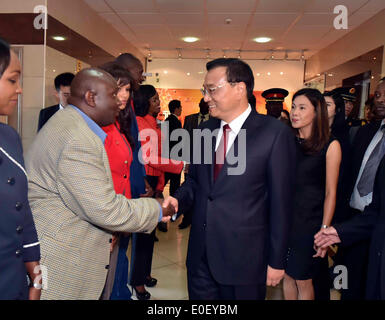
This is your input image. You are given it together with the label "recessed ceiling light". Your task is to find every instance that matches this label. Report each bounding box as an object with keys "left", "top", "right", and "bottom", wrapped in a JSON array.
[
  {"left": 187, "top": 72, "right": 191, "bottom": 76},
  {"left": 163, "top": 70, "right": 168, "bottom": 74},
  {"left": 182, "top": 37, "right": 199, "bottom": 43},
  {"left": 280, "top": 72, "right": 284, "bottom": 75},
  {"left": 52, "top": 36, "right": 66, "bottom": 41},
  {"left": 256, "top": 73, "right": 260, "bottom": 76},
  {"left": 254, "top": 37, "right": 272, "bottom": 43},
  {"left": 267, "top": 72, "right": 271, "bottom": 76}
]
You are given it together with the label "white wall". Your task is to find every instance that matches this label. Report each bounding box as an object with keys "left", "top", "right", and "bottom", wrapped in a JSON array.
[
  {"left": 45, "top": 46, "right": 90, "bottom": 107},
  {"left": 146, "top": 58, "right": 304, "bottom": 92}
]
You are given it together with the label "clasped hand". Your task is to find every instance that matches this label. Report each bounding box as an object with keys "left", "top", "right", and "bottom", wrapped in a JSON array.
[
  {"left": 157, "top": 196, "right": 179, "bottom": 223},
  {"left": 313, "top": 226, "right": 341, "bottom": 258}
]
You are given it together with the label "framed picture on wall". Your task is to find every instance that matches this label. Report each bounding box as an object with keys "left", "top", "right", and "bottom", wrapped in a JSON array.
[{"left": 304, "top": 74, "right": 326, "bottom": 92}]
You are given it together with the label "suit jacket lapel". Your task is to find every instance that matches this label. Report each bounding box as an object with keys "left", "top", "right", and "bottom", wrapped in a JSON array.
[{"left": 212, "top": 110, "right": 262, "bottom": 186}]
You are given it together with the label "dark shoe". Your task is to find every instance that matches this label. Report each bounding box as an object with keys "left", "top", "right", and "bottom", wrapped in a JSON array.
[
  {"left": 145, "top": 277, "right": 158, "bottom": 287},
  {"left": 157, "top": 222, "right": 168, "bottom": 232},
  {"left": 178, "top": 222, "right": 190, "bottom": 229},
  {"left": 154, "top": 235, "right": 159, "bottom": 242},
  {"left": 133, "top": 286, "right": 151, "bottom": 300}
]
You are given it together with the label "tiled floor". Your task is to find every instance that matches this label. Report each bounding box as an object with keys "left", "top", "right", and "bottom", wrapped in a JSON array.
[{"left": 128, "top": 181, "right": 340, "bottom": 300}]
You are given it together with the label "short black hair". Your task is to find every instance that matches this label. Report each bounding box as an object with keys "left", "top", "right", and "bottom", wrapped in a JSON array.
[
  {"left": 115, "top": 53, "right": 142, "bottom": 68},
  {"left": 206, "top": 58, "right": 254, "bottom": 102},
  {"left": 0, "top": 37, "right": 11, "bottom": 78},
  {"left": 133, "top": 85, "right": 157, "bottom": 117},
  {"left": 99, "top": 61, "right": 133, "bottom": 87},
  {"left": 168, "top": 99, "right": 181, "bottom": 113},
  {"left": 54, "top": 72, "right": 75, "bottom": 92}
]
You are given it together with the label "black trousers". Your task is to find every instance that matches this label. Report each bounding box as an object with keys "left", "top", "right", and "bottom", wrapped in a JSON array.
[
  {"left": 129, "top": 175, "right": 158, "bottom": 286},
  {"left": 335, "top": 208, "right": 370, "bottom": 300},
  {"left": 164, "top": 172, "right": 181, "bottom": 197},
  {"left": 187, "top": 249, "right": 266, "bottom": 300}
]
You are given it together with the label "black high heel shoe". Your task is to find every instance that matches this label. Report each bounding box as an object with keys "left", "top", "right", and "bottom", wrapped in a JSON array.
[
  {"left": 133, "top": 286, "right": 151, "bottom": 300},
  {"left": 145, "top": 277, "right": 158, "bottom": 287}
]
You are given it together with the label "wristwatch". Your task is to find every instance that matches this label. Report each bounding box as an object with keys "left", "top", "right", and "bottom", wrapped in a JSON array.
[{"left": 321, "top": 225, "right": 329, "bottom": 229}]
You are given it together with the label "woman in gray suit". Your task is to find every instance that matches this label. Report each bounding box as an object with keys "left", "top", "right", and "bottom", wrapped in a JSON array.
[{"left": 0, "top": 38, "right": 41, "bottom": 299}]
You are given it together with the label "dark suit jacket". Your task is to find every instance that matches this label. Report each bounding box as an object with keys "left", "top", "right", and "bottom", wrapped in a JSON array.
[
  {"left": 0, "top": 123, "right": 40, "bottom": 299},
  {"left": 37, "top": 104, "right": 60, "bottom": 132},
  {"left": 183, "top": 113, "right": 200, "bottom": 135},
  {"left": 336, "top": 156, "right": 385, "bottom": 299},
  {"left": 343, "top": 120, "right": 383, "bottom": 214},
  {"left": 165, "top": 113, "right": 182, "bottom": 154},
  {"left": 175, "top": 110, "right": 296, "bottom": 286}
]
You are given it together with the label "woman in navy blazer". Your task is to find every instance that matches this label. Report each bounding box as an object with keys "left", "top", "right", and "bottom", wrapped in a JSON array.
[{"left": 0, "top": 38, "right": 41, "bottom": 299}]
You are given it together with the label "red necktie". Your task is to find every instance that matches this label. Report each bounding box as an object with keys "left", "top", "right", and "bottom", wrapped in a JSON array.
[{"left": 214, "top": 124, "right": 231, "bottom": 182}]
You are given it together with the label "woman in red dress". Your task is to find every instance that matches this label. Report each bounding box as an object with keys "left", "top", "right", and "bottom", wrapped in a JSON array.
[
  {"left": 130, "top": 84, "right": 183, "bottom": 299},
  {"left": 99, "top": 62, "right": 135, "bottom": 299}
]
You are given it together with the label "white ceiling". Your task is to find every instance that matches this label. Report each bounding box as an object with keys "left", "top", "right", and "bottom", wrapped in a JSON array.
[{"left": 83, "top": 0, "right": 385, "bottom": 60}]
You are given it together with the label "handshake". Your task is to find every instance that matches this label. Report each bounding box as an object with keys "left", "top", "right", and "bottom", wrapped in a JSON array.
[{"left": 156, "top": 196, "right": 179, "bottom": 223}]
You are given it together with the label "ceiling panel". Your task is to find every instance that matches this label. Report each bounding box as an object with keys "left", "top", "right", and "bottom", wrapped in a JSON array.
[
  {"left": 304, "top": 0, "right": 371, "bottom": 13},
  {"left": 252, "top": 13, "right": 299, "bottom": 27},
  {"left": 256, "top": 0, "right": 310, "bottom": 13},
  {"left": 207, "top": 0, "right": 257, "bottom": 13},
  {"left": 296, "top": 13, "right": 335, "bottom": 26},
  {"left": 207, "top": 13, "right": 252, "bottom": 26},
  {"left": 156, "top": 0, "right": 204, "bottom": 13},
  {"left": 164, "top": 13, "right": 205, "bottom": 25},
  {"left": 83, "top": 0, "right": 112, "bottom": 13},
  {"left": 116, "top": 13, "right": 166, "bottom": 25},
  {"left": 105, "top": 0, "right": 157, "bottom": 13}
]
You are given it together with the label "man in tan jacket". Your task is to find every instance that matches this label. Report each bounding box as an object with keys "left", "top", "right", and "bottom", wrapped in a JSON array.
[{"left": 25, "top": 68, "right": 175, "bottom": 300}]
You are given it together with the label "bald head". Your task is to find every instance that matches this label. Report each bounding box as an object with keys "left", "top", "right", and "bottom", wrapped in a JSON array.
[
  {"left": 68, "top": 68, "right": 121, "bottom": 127},
  {"left": 70, "top": 68, "right": 116, "bottom": 101}
]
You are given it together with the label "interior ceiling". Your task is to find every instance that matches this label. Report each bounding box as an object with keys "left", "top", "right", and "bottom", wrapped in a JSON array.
[{"left": 83, "top": 0, "right": 385, "bottom": 60}]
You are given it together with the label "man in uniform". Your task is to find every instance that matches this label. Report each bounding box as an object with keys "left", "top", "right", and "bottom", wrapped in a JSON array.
[{"left": 262, "top": 88, "right": 289, "bottom": 119}]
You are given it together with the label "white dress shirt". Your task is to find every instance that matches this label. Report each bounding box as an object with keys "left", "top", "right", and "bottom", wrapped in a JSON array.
[
  {"left": 350, "top": 119, "right": 385, "bottom": 212},
  {"left": 215, "top": 105, "right": 252, "bottom": 154}
]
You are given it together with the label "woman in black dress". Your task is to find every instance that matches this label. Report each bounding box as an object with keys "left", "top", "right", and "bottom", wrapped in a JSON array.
[{"left": 283, "top": 88, "right": 341, "bottom": 300}]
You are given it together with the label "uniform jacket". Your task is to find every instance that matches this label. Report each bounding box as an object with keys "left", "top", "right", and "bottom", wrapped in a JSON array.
[
  {"left": 175, "top": 110, "right": 296, "bottom": 285},
  {"left": 25, "top": 106, "right": 160, "bottom": 300},
  {"left": 0, "top": 123, "right": 40, "bottom": 299}
]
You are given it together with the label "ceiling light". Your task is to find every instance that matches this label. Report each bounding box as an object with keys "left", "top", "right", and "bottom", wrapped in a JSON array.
[
  {"left": 163, "top": 70, "right": 168, "bottom": 74},
  {"left": 182, "top": 37, "right": 199, "bottom": 43},
  {"left": 256, "top": 73, "right": 261, "bottom": 76},
  {"left": 267, "top": 72, "right": 271, "bottom": 76},
  {"left": 52, "top": 36, "right": 66, "bottom": 41},
  {"left": 254, "top": 37, "right": 272, "bottom": 43},
  {"left": 187, "top": 72, "right": 191, "bottom": 76},
  {"left": 280, "top": 72, "right": 284, "bottom": 75}
]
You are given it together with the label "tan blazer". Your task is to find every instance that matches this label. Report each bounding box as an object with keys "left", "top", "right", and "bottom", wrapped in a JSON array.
[{"left": 25, "top": 106, "right": 160, "bottom": 300}]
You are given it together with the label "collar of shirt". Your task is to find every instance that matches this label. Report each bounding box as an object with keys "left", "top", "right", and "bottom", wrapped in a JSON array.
[
  {"left": 70, "top": 105, "right": 107, "bottom": 144},
  {"left": 59, "top": 104, "right": 64, "bottom": 110},
  {"left": 215, "top": 104, "right": 252, "bottom": 152}
]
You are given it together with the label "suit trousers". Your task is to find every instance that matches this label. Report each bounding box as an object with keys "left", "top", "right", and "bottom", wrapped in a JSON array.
[
  {"left": 338, "top": 208, "right": 370, "bottom": 300},
  {"left": 187, "top": 249, "right": 266, "bottom": 300},
  {"left": 129, "top": 175, "right": 158, "bottom": 286},
  {"left": 164, "top": 172, "right": 181, "bottom": 197}
]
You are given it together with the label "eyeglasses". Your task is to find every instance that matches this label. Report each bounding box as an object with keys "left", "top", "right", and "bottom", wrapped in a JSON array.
[{"left": 200, "top": 81, "right": 236, "bottom": 97}]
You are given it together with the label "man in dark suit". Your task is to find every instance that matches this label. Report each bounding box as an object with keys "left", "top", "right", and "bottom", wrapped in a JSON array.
[
  {"left": 164, "top": 58, "right": 296, "bottom": 300},
  {"left": 327, "top": 79, "right": 385, "bottom": 299},
  {"left": 183, "top": 98, "right": 210, "bottom": 135},
  {"left": 164, "top": 100, "right": 183, "bottom": 197},
  {"left": 37, "top": 72, "right": 74, "bottom": 131}
]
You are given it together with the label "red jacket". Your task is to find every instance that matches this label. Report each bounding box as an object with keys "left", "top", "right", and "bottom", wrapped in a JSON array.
[
  {"left": 103, "top": 121, "right": 133, "bottom": 198},
  {"left": 136, "top": 114, "right": 183, "bottom": 191}
]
